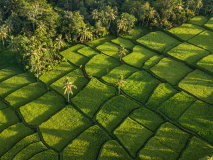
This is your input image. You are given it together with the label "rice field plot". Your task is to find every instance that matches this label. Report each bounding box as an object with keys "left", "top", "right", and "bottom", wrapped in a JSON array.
[
  {"left": 168, "top": 23, "right": 205, "bottom": 41},
  {"left": 71, "top": 78, "right": 116, "bottom": 118},
  {"left": 85, "top": 54, "right": 120, "bottom": 78},
  {"left": 77, "top": 46, "right": 99, "bottom": 58},
  {"left": 178, "top": 69, "right": 213, "bottom": 105},
  {"left": 197, "top": 54, "right": 213, "bottom": 74},
  {"left": 87, "top": 35, "right": 116, "bottom": 48},
  {"left": 167, "top": 42, "right": 209, "bottom": 65},
  {"left": 150, "top": 57, "right": 193, "bottom": 85},
  {"left": 189, "top": 16, "right": 209, "bottom": 26},
  {"left": 0, "top": 50, "right": 18, "bottom": 70},
  {"left": 0, "top": 65, "right": 23, "bottom": 82},
  {"left": 0, "top": 101, "right": 7, "bottom": 110},
  {"left": 111, "top": 37, "right": 135, "bottom": 50},
  {"left": 188, "top": 30, "right": 213, "bottom": 53},
  {"left": 122, "top": 45, "right": 157, "bottom": 69},
  {"left": 137, "top": 31, "right": 180, "bottom": 53},
  {"left": 29, "top": 149, "right": 58, "bottom": 160},
  {"left": 142, "top": 55, "right": 164, "bottom": 70},
  {"left": 205, "top": 17, "right": 213, "bottom": 30}
]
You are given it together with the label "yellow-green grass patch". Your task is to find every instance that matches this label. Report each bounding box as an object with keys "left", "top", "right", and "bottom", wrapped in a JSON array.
[
  {"left": 0, "top": 123, "right": 34, "bottom": 156},
  {"left": 87, "top": 35, "right": 116, "bottom": 48},
  {"left": 159, "top": 91, "right": 196, "bottom": 120},
  {"left": 130, "top": 107, "right": 164, "bottom": 132},
  {"left": 146, "top": 83, "right": 178, "bottom": 108},
  {"left": 85, "top": 54, "right": 120, "bottom": 78},
  {"left": 0, "top": 101, "right": 7, "bottom": 110},
  {"left": 40, "top": 62, "right": 76, "bottom": 86},
  {"left": 139, "top": 137, "right": 179, "bottom": 160},
  {"left": 197, "top": 54, "right": 213, "bottom": 74},
  {"left": 179, "top": 137, "right": 213, "bottom": 160},
  {"left": 114, "top": 117, "right": 153, "bottom": 157},
  {"left": 143, "top": 55, "right": 164, "bottom": 70},
  {"left": 5, "top": 82, "right": 47, "bottom": 109},
  {"left": 188, "top": 30, "right": 213, "bottom": 53},
  {"left": 102, "top": 64, "right": 139, "bottom": 84},
  {"left": 29, "top": 149, "right": 58, "bottom": 160},
  {"left": 137, "top": 31, "right": 180, "bottom": 52},
  {"left": 39, "top": 105, "right": 92, "bottom": 151},
  {"left": 20, "top": 91, "right": 66, "bottom": 125},
  {"left": 50, "top": 69, "right": 89, "bottom": 99},
  {"left": 72, "top": 78, "right": 116, "bottom": 118},
  {"left": 111, "top": 37, "right": 135, "bottom": 49},
  {"left": 167, "top": 42, "right": 209, "bottom": 65},
  {"left": 178, "top": 100, "right": 213, "bottom": 144},
  {"left": 154, "top": 122, "right": 190, "bottom": 153},
  {"left": 77, "top": 46, "right": 99, "bottom": 58},
  {"left": 1, "top": 133, "right": 40, "bottom": 160},
  {"left": 122, "top": 70, "right": 160, "bottom": 104},
  {"left": 0, "top": 73, "right": 36, "bottom": 98},
  {"left": 63, "top": 125, "right": 111, "bottom": 160},
  {"left": 205, "top": 17, "right": 213, "bottom": 30},
  {"left": 96, "top": 42, "right": 120, "bottom": 59},
  {"left": 0, "top": 107, "right": 20, "bottom": 132},
  {"left": 151, "top": 57, "right": 192, "bottom": 85},
  {"left": 168, "top": 23, "right": 205, "bottom": 41},
  {"left": 189, "top": 16, "right": 209, "bottom": 26},
  {"left": 98, "top": 140, "right": 133, "bottom": 160},
  {"left": 178, "top": 69, "right": 213, "bottom": 105},
  {"left": 123, "top": 45, "right": 157, "bottom": 69},
  {"left": 96, "top": 95, "right": 140, "bottom": 132},
  {"left": 0, "top": 65, "right": 23, "bottom": 82}
]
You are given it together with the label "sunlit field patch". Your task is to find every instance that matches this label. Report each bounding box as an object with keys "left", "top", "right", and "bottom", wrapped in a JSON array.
[
  {"left": 189, "top": 16, "right": 209, "bottom": 26},
  {"left": 111, "top": 37, "right": 135, "bottom": 50},
  {"left": 197, "top": 54, "right": 213, "bottom": 74},
  {"left": 205, "top": 17, "right": 213, "bottom": 30}
]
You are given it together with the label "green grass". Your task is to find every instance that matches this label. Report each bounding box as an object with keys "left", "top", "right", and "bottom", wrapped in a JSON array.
[
  {"left": 85, "top": 54, "right": 120, "bottom": 78},
  {"left": 50, "top": 69, "right": 89, "bottom": 100},
  {"left": 188, "top": 30, "right": 213, "bottom": 53},
  {"left": 159, "top": 91, "right": 196, "bottom": 120},
  {"left": 77, "top": 46, "right": 99, "bottom": 58},
  {"left": 167, "top": 42, "right": 209, "bottom": 65},
  {"left": 130, "top": 107, "right": 164, "bottom": 132},
  {"left": 0, "top": 65, "right": 23, "bottom": 82},
  {"left": 178, "top": 69, "right": 213, "bottom": 105},
  {"left": 39, "top": 62, "right": 76, "bottom": 86},
  {"left": 1, "top": 133, "right": 40, "bottom": 160},
  {"left": 12, "top": 141, "right": 47, "bottom": 160},
  {"left": 197, "top": 54, "right": 213, "bottom": 74},
  {"left": 39, "top": 105, "right": 92, "bottom": 151},
  {"left": 98, "top": 140, "right": 133, "bottom": 160},
  {"left": 87, "top": 35, "right": 116, "bottom": 48},
  {"left": 96, "top": 95, "right": 140, "bottom": 132},
  {"left": 151, "top": 57, "right": 192, "bottom": 85},
  {"left": 122, "top": 45, "right": 157, "bottom": 69},
  {"left": 96, "top": 42, "right": 120, "bottom": 59},
  {"left": 0, "top": 101, "right": 7, "bottom": 110},
  {"left": 143, "top": 55, "right": 164, "bottom": 70},
  {"left": 179, "top": 136, "right": 213, "bottom": 160},
  {"left": 111, "top": 37, "right": 135, "bottom": 50},
  {"left": 0, "top": 107, "right": 20, "bottom": 132},
  {"left": 205, "top": 17, "right": 213, "bottom": 30},
  {"left": 154, "top": 122, "right": 190, "bottom": 153},
  {"left": 146, "top": 83, "right": 178, "bottom": 108},
  {"left": 178, "top": 100, "right": 213, "bottom": 144},
  {"left": 63, "top": 125, "right": 111, "bottom": 160},
  {"left": 137, "top": 31, "right": 180, "bottom": 52},
  {"left": 189, "top": 16, "right": 209, "bottom": 26},
  {"left": 139, "top": 137, "right": 179, "bottom": 160},
  {"left": 72, "top": 78, "right": 116, "bottom": 118},
  {"left": 5, "top": 82, "right": 47, "bottom": 109},
  {"left": 168, "top": 23, "right": 205, "bottom": 41},
  {"left": 0, "top": 73, "right": 36, "bottom": 98},
  {"left": 122, "top": 70, "right": 160, "bottom": 104},
  {"left": 114, "top": 117, "right": 153, "bottom": 157},
  {"left": 0, "top": 123, "right": 34, "bottom": 156},
  {"left": 102, "top": 64, "right": 138, "bottom": 84},
  {"left": 19, "top": 91, "right": 66, "bottom": 125},
  {"left": 29, "top": 149, "right": 58, "bottom": 160}
]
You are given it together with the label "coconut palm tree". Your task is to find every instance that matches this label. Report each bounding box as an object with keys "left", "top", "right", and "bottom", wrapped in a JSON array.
[
  {"left": 0, "top": 24, "right": 8, "bottom": 50},
  {"left": 63, "top": 77, "right": 77, "bottom": 103},
  {"left": 116, "top": 75, "right": 127, "bottom": 95},
  {"left": 118, "top": 44, "right": 128, "bottom": 61},
  {"left": 54, "top": 34, "right": 65, "bottom": 55}
]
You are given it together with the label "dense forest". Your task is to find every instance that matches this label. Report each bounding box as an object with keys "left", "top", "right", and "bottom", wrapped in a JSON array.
[{"left": 0, "top": 0, "right": 212, "bottom": 77}]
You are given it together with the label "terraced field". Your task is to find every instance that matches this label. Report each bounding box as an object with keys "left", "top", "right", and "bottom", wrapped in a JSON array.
[{"left": 0, "top": 16, "right": 213, "bottom": 160}]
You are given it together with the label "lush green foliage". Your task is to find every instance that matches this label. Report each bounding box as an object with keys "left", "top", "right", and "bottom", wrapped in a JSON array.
[
  {"left": 0, "top": 65, "right": 23, "bottom": 82},
  {"left": 111, "top": 37, "right": 135, "bottom": 50},
  {"left": 197, "top": 54, "right": 213, "bottom": 74},
  {"left": 0, "top": 51, "right": 17, "bottom": 70},
  {"left": 5, "top": 82, "right": 47, "bottom": 109},
  {"left": 151, "top": 58, "right": 192, "bottom": 85},
  {"left": 189, "top": 16, "right": 209, "bottom": 26},
  {"left": 72, "top": 78, "right": 116, "bottom": 118},
  {"left": 77, "top": 46, "right": 99, "bottom": 58},
  {"left": 179, "top": 69, "right": 213, "bottom": 105}
]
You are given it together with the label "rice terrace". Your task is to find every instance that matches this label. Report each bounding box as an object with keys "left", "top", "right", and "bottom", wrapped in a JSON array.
[{"left": 1, "top": 15, "right": 213, "bottom": 160}]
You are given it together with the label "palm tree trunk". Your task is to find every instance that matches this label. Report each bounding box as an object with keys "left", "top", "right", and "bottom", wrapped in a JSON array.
[
  {"left": 118, "top": 86, "right": 121, "bottom": 95},
  {"left": 68, "top": 92, "right": 70, "bottom": 103},
  {"left": 2, "top": 36, "right": 5, "bottom": 50},
  {"left": 37, "top": 65, "right": 39, "bottom": 79}
]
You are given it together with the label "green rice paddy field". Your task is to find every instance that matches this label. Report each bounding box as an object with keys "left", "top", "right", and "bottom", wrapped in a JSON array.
[{"left": 0, "top": 16, "right": 213, "bottom": 160}]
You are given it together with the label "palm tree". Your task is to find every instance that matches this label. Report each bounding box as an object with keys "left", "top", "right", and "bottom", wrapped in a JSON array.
[
  {"left": 116, "top": 75, "right": 127, "bottom": 95},
  {"left": 92, "top": 9, "right": 99, "bottom": 20},
  {"left": 118, "top": 44, "right": 128, "bottom": 61},
  {"left": 54, "top": 34, "right": 65, "bottom": 55},
  {"left": 0, "top": 24, "right": 8, "bottom": 50},
  {"left": 79, "top": 24, "right": 93, "bottom": 44},
  {"left": 7, "top": 36, "right": 20, "bottom": 52},
  {"left": 63, "top": 77, "right": 77, "bottom": 103}
]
